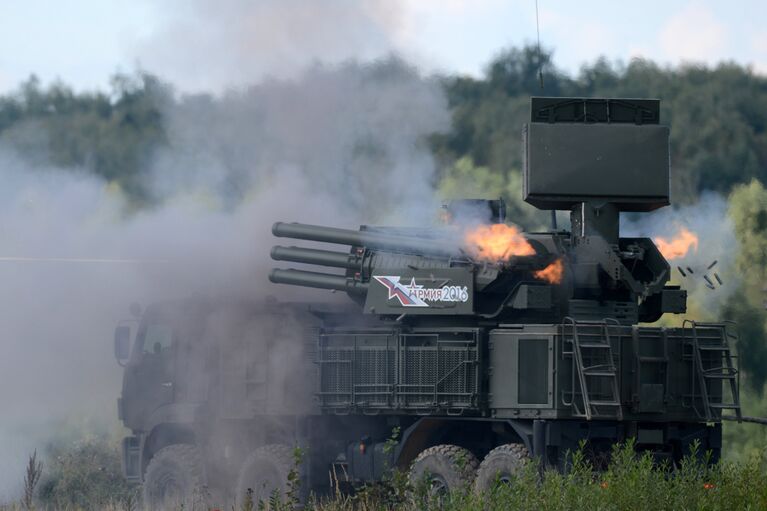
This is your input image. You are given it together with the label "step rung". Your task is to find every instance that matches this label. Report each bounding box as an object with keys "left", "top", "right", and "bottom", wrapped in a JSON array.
[
  {"left": 697, "top": 345, "right": 730, "bottom": 351},
  {"left": 589, "top": 400, "right": 621, "bottom": 406},
  {"left": 702, "top": 373, "right": 737, "bottom": 380},
  {"left": 702, "top": 367, "right": 737, "bottom": 375},
  {"left": 584, "top": 370, "right": 618, "bottom": 377},
  {"left": 579, "top": 342, "right": 611, "bottom": 349},
  {"left": 702, "top": 366, "right": 736, "bottom": 374},
  {"left": 708, "top": 403, "right": 740, "bottom": 409},
  {"left": 583, "top": 364, "right": 616, "bottom": 372}
]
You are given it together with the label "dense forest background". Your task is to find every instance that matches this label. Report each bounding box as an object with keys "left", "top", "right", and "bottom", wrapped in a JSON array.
[
  {"left": 1, "top": 45, "right": 767, "bottom": 503},
  {"left": 4, "top": 46, "right": 767, "bottom": 207}
]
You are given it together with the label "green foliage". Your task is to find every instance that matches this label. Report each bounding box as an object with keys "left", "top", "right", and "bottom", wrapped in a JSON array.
[
  {"left": 36, "top": 434, "right": 137, "bottom": 510},
  {"left": 723, "top": 293, "right": 767, "bottom": 391},
  {"left": 2, "top": 47, "right": 766, "bottom": 211},
  {"left": 729, "top": 179, "right": 767, "bottom": 283},
  {"left": 718, "top": 179, "right": 767, "bottom": 454},
  {"left": 0, "top": 72, "right": 170, "bottom": 204},
  {"left": 285, "top": 446, "right": 305, "bottom": 508},
  {"left": 305, "top": 441, "right": 767, "bottom": 511},
  {"left": 724, "top": 383, "right": 767, "bottom": 461},
  {"left": 7, "top": 441, "right": 766, "bottom": 510},
  {"left": 438, "top": 156, "right": 551, "bottom": 229},
  {"left": 383, "top": 427, "right": 400, "bottom": 455},
  {"left": 21, "top": 451, "right": 42, "bottom": 510},
  {"left": 433, "top": 47, "right": 767, "bottom": 204},
  {"left": 724, "top": 179, "right": 767, "bottom": 391}
]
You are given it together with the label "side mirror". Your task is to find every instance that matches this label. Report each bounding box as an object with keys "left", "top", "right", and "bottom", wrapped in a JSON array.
[{"left": 114, "top": 326, "right": 132, "bottom": 362}]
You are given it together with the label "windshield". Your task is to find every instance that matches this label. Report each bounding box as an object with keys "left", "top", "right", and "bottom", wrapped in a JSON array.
[
  {"left": 131, "top": 301, "right": 208, "bottom": 358},
  {"left": 141, "top": 324, "right": 174, "bottom": 355}
]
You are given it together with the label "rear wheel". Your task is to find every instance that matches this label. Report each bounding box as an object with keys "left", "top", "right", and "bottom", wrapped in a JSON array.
[
  {"left": 235, "top": 444, "right": 301, "bottom": 508},
  {"left": 474, "top": 443, "right": 530, "bottom": 493},
  {"left": 143, "top": 444, "right": 206, "bottom": 510},
  {"left": 409, "top": 444, "right": 479, "bottom": 497}
]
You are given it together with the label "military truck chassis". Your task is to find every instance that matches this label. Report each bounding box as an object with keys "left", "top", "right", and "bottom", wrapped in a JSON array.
[
  {"left": 120, "top": 316, "right": 731, "bottom": 505},
  {"left": 122, "top": 408, "right": 722, "bottom": 505}
]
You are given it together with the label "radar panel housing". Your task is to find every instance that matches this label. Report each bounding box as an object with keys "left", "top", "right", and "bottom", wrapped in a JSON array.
[{"left": 523, "top": 97, "right": 670, "bottom": 212}]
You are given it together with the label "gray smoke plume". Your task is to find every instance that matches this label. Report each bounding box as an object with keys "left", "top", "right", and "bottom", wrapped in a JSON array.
[
  {"left": 621, "top": 192, "right": 738, "bottom": 318},
  {"left": 0, "top": 58, "right": 448, "bottom": 500},
  {"left": 151, "top": 59, "right": 448, "bottom": 223},
  {"left": 132, "top": 0, "right": 406, "bottom": 92}
]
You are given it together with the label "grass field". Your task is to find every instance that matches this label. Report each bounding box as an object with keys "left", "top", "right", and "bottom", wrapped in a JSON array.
[
  {"left": 4, "top": 440, "right": 767, "bottom": 511},
  {"left": 307, "top": 442, "right": 767, "bottom": 511}
]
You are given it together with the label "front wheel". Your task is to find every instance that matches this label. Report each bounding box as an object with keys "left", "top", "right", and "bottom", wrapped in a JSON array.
[{"left": 143, "top": 444, "right": 206, "bottom": 510}]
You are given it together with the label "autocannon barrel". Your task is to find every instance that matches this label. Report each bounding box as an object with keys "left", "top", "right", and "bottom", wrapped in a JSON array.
[
  {"left": 272, "top": 222, "right": 458, "bottom": 257},
  {"left": 269, "top": 268, "right": 369, "bottom": 293},
  {"left": 271, "top": 246, "right": 363, "bottom": 270}
]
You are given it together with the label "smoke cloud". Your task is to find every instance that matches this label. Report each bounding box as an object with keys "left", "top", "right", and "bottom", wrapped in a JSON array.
[
  {"left": 132, "top": 0, "right": 407, "bottom": 92},
  {"left": 0, "top": 58, "right": 448, "bottom": 499},
  {"left": 621, "top": 192, "right": 738, "bottom": 318}
]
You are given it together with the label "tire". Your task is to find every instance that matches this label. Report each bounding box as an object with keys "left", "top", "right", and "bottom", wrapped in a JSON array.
[
  {"left": 143, "top": 444, "right": 206, "bottom": 511},
  {"left": 235, "top": 444, "right": 302, "bottom": 508},
  {"left": 474, "top": 443, "right": 530, "bottom": 493},
  {"left": 409, "top": 444, "right": 479, "bottom": 497}
]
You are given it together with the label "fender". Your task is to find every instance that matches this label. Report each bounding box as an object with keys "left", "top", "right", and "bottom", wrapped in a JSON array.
[
  {"left": 145, "top": 402, "right": 204, "bottom": 432},
  {"left": 394, "top": 418, "right": 441, "bottom": 469}
]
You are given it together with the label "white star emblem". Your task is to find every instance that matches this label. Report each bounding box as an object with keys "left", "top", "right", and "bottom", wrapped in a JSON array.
[{"left": 406, "top": 277, "right": 422, "bottom": 297}]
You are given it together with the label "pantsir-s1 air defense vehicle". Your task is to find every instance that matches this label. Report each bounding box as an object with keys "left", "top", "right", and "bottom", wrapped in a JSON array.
[{"left": 116, "top": 98, "right": 742, "bottom": 508}]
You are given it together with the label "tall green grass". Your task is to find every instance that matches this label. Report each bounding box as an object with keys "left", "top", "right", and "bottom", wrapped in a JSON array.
[
  {"left": 5, "top": 440, "right": 766, "bottom": 510},
  {"left": 306, "top": 441, "right": 767, "bottom": 511}
]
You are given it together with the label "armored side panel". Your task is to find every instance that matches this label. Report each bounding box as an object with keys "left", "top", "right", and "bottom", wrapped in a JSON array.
[
  {"left": 317, "top": 327, "right": 481, "bottom": 413},
  {"left": 488, "top": 326, "right": 555, "bottom": 411},
  {"left": 488, "top": 322, "right": 739, "bottom": 423},
  {"left": 523, "top": 97, "right": 670, "bottom": 211}
]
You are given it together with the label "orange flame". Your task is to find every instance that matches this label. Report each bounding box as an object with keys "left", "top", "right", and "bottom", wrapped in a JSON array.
[
  {"left": 654, "top": 227, "right": 699, "bottom": 260},
  {"left": 464, "top": 224, "right": 535, "bottom": 261},
  {"left": 534, "top": 258, "right": 564, "bottom": 284}
]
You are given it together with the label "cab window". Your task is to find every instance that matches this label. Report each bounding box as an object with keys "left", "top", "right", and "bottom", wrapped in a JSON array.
[{"left": 142, "top": 324, "right": 174, "bottom": 355}]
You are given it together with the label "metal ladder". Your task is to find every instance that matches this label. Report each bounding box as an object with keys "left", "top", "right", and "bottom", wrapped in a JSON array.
[
  {"left": 564, "top": 317, "right": 623, "bottom": 421},
  {"left": 685, "top": 320, "right": 742, "bottom": 422}
]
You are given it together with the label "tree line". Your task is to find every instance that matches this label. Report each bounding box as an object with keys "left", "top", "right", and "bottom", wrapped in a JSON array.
[
  {"left": 0, "top": 46, "right": 765, "bottom": 393},
  {"left": 2, "top": 46, "right": 767, "bottom": 204}
]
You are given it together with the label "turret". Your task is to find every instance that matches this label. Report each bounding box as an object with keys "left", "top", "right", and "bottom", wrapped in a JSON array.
[{"left": 268, "top": 97, "right": 688, "bottom": 325}]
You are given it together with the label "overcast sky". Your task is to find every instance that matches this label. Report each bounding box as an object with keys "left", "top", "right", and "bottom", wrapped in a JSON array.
[{"left": 1, "top": 0, "right": 766, "bottom": 94}]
